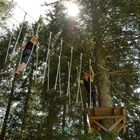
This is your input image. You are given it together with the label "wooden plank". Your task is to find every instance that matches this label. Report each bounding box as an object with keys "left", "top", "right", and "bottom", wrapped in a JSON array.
[
  {"left": 108, "top": 118, "right": 123, "bottom": 132},
  {"left": 91, "top": 120, "right": 108, "bottom": 132},
  {"left": 117, "top": 124, "right": 125, "bottom": 133},
  {"left": 89, "top": 115, "right": 123, "bottom": 120},
  {"left": 88, "top": 107, "right": 124, "bottom": 116}
]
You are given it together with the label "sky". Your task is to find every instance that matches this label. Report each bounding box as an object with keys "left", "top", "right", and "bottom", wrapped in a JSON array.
[
  {"left": 6, "top": 0, "right": 80, "bottom": 31},
  {"left": 10, "top": 0, "right": 57, "bottom": 26}
]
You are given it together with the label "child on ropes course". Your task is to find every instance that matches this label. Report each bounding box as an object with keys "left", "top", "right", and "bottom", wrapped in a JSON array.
[
  {"left": 83, "top": 72, "right": 98, "bottom": 108},
  {"left": 15, "top": 36, "right": 38, "bottom": 75}
]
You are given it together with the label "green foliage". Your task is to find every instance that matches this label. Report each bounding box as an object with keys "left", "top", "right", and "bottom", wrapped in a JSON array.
[{"left": 0, "top": 0, "right": 14, "bottom": 29}]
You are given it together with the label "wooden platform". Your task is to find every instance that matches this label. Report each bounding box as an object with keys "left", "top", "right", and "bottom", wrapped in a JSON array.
[{"left": 88, "top": 107, "right": 126, "bottom": 133}]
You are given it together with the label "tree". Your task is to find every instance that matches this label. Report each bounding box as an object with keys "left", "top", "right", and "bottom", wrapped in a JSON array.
[
  {"left": 78, "top": 0, "right": 140, "bottom": 139},
  {"left": 0, "top": 0, "right": 14, "bottom": 31}
]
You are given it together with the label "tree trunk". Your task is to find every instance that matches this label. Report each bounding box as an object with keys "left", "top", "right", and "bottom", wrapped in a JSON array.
[
  {"left": 95, "top": 46, "right": 112, "bottom": 107},
  {"left": 95, "top": 46, "right": 116, "bottom": 140},
  {"left": 0, "top": 75, "right": 16, "bottom": 140},
  {"left": 82, "top": 90, "right": 88, "bottom": 134},
  {"left": 20, "top": 67, "right": 34, "bottom": 140},
  {"left": 45, "top": 103, "right": 54, "bottom": 140}
]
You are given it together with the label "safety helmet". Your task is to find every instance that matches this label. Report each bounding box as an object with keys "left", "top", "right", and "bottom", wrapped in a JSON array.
[
  {"left": 30, "top": 36, "right": 38, "bottom": 45},
  {"left": 83, "top": 72, "right": 89, "bottom": 79}
]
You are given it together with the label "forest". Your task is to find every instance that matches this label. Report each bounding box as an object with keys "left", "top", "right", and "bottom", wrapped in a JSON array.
[{"left": 0, "top": 0, "right": 140, "bottom": 140}]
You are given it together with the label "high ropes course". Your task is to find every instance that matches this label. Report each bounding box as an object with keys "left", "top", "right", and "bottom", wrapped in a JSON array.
[{"left": 0, "top": 0, "right": 126, "bottom": 139}]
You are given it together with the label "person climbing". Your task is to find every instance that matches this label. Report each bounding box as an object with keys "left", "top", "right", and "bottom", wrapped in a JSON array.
[
  {"left": 83, "top": 72, "right": 98, "bottom": 108},
  {"left": 15, "top": 36, "right": 38, "bottom": 75}
]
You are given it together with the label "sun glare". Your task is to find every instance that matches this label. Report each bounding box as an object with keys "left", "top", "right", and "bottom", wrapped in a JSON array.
[{"left": 64, "top": 1, "right": 79, "bottom": 17}]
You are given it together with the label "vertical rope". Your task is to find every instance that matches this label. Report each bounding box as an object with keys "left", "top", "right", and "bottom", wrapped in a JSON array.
[
  {"left": 79, "top": 86, "right": 84, "bottom": 110},
  {"left": 66, "top": 46, "right": 73, "bottom": 104},
  {"left": 76, "top": 53, "right": 83, "bottom": 103},
  {"left": 47, "top": 32, "right": 52, "bottom": 91},
  {"left": 89, "top": 59, "right": 92, "bottom": 108},
  {"left": 43, "top": 33, "right": 52, "bottom": 84},
  {"left": 5, "top": 25, "right": 14, "bottom": 63},
  {"left": 11, "top": 12, "right": 27, "bottom": 59},
  {"left": 35, "top": 43, "right": 39, "bottom": 84},
  {"left": 19, "top": 33, "right": 28, "bottom": 64},
  {"left": 58, "top": 66, "right": 62, "bottom": 97},
  {"left": 47, "top": 50, "right": 50, "bottom": 91},
  {"left": 34, "top": 21, "right": 41, "bottom": 82},
  {"left": 54, "top": 39, "right": 63, "bottom": 89},
  {"left": 34, "top": 20, "right": 42, "bottom": 84}
]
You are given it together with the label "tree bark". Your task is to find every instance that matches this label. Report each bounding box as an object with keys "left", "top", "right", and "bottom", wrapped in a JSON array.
[
  {"left": 82, "top": 90, "right": 88, "bottom": 134},
  {"left": 95, "top": 46, "right": 112, "bottom": 107},
  {"left": 20, "top": 66, "right": 34, "bottom": 140},
  {"left": 0, "top": 75, "right": 16, "bottom": 140},
  {"left": 95, "top": 46, "right": 115, "bottom": 140}
]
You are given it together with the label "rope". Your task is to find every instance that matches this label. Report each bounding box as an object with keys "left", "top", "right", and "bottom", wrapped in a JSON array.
[
  {"left": 47, "top": 32, "right": 52, "bottom": 91},
  {"left": 11, "top": 12, "right": 27, "bottom": 60},
  {"left": 58, "top": 65, "right": 62, "bottom": 97},
  {"left": 66, "top": 46, "right": 73, "bottom": 104},
  {"left": 89, "top": 59, "right": 92, "bottom": 108},
  {"left": 34, "top": 17, "right": 43, "bottom": 84},
  {"left": 19, "top": 33, "right": 28, "bottom": 64},
  {"left": 54, "top": 39, "right": 63, "bottom": 89},
  {"left": 47, "top": 47, "right": 51, "bottom": 90},
  {"left": 5, "top": 25, "right": 14, "bottom": 63},
  {"left": 76, "top": 53, "right": 83, "bottom": 103},
  {"left": 79, "top": 86, "right": 84, "bottom": 110},
  {"left": 35, "top": 43, "right": 39, "bottom": 85},
  {"left": 42, "top": 32, "right": 52, "bottom": 88}
]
